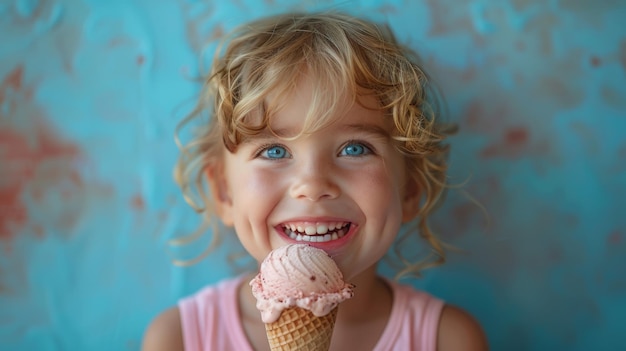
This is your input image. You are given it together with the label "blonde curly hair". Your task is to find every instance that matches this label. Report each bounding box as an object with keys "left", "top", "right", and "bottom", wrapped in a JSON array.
[{"left": 174, "top": 12, "right": 455, "bottom": 278}]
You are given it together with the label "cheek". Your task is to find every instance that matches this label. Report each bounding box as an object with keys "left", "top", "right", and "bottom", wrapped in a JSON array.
[
  {"left": 226, "top": 164, "right": 287, "bottom": 233},
  {"left": 355, "top": 163, "right": 404, "bottom": 209},
  {"left": 228, "top": 164, "right": 279, "bottom": 200}
]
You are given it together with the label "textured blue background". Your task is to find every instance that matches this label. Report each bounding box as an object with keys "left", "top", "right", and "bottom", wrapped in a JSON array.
[{"left": 1, "top": 0, "right": 625, "bottom": 350}]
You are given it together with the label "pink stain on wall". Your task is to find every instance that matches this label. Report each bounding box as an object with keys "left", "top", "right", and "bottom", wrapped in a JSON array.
[
  {"left": 590, "top": 56, "right": 602, "bottom": 67},
  {"left": 504, "top": 127, "right": 529, "bottom": 145},
  {"left": 426, "top": 0, "right": 475, "bottom": 37},
  {"left": 131, "top": 194, "right": 145, "bottom": 211},
  {"left": 0, "top": 66, "right": 83, "bottom": 241},
  {"left": 0, "top": 66, "right": 30, "bottom": 112},
  {"left": 536, "top": 75, "right": 584, "bottom": 108},
  {"left": 462, "top": 101, "right": 510, "bottom": 135},
  {"left": 0, "top": 125, "right": 82, "bottom": 240},
  {"left": 607, "top": 231, "right": 622, "bottom": 246},
  {"left": 600, "top": 85, "right": 626, "bottom": 110},
  {"left": 2, "top": 66, "right": 24, "bottom": 91},
  {"left": 0, "top": 66, "right": 28, "bottom": 239},
  {"left": 481, "top": 127, "right": 530, "bottom": 159},
  {"left": 0, "top": 131, "right": 30, "bottom": 239}
]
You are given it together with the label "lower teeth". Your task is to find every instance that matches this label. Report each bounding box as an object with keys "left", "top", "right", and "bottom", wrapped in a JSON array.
[{"left": 288, "top": 230, "right": 345, "bottom": 242}]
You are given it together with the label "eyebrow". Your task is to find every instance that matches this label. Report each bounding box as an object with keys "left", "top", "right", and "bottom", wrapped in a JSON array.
[
  {"left": 242, "top": 122, "right": 391, "bottom": 142},
  {"left": 340, "top": 123, "right": 391, "bottom": 139}
]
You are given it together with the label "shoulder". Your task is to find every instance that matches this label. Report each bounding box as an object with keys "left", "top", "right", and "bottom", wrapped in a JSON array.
[
  {"left": 141, "top": 277, "right": 244, "bottom": 351},
  {"left": 437, "top": 305, "right": 489, "bottom": 351},
  {"left": 141, "top": 306, "right": 184, "bottom": 351}
]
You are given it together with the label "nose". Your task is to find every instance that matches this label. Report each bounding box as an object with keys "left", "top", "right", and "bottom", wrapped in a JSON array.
[{"left": 289, "top": 160, "right": 340, "bottom": 201}]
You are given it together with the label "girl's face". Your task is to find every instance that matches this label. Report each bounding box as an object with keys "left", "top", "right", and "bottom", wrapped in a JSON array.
[{"left": 210, "top": 77, "right": 419, "bottom": 280}]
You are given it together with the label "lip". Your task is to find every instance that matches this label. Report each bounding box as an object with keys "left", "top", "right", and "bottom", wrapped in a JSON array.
[{"left": 275, "top": 217, "right": 358, "bottom": 252}]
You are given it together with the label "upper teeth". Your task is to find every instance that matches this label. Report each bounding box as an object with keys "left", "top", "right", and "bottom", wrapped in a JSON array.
[{"left": 283, "top": 222, "right": 349, "bottom": 242}]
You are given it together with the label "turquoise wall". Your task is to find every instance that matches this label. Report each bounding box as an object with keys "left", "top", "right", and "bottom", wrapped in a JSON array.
[{"left": 1, "top": 0, "right": 625, "bottom": 350}]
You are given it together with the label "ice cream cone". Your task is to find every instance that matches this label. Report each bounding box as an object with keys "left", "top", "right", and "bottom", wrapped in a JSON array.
[
  {"left": 252, "top": 245, "right": 353, "bottom": 350},
  {"left": 265, "top": 306, "right": 338, "bottom": 351}
]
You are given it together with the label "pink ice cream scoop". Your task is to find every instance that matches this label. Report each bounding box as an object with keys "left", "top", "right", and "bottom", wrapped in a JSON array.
[{"left": 250, "top": 244, "right": 355, "bottom": 323}]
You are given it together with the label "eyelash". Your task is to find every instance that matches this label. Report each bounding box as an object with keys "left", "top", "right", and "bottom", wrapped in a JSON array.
[
  {"left": 339, "top": 140, "right": 375, "bottom": 156},
  {"left": 253, "top": 140, "right": 377, "bottom": 159},
  {"left": 254, "top": 143, "right": 291, "bottom": 160}
]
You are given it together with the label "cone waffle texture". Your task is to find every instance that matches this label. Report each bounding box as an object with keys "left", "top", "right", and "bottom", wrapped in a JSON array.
[{"left": 265, "top": 307, "right": 338, "bottom": 351}]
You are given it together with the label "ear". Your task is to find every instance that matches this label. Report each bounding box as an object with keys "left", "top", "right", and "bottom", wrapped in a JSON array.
[
  {"left": 401, "top": 175, "right": 421, "bottom": 223},
  {"left": 206, "top": 162, "right": 234, "bottom": 227}
]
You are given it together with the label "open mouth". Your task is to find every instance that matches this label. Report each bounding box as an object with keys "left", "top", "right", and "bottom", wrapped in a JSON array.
[{"left": 282, "top": 222, "right": 351, "bottom": 243}]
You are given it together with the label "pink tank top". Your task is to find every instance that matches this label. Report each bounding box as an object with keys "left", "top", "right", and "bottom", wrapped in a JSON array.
[{"left": 179, "top": 275, "right": 444, "bottom": 351}]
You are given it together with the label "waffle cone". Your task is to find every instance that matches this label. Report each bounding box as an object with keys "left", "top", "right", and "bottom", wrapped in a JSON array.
[{"left": 265, "top": 307, "right": 338, "bottom": 351}]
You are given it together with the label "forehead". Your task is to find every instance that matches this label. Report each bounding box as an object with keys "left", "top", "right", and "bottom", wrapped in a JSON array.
[{"left": 259, "top": 74, "right": 387, "bottom": 137}]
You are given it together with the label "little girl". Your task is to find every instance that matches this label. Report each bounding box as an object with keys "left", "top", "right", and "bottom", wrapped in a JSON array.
[{"left": 143, "top": 12, "right": 487, "bottom": 351}]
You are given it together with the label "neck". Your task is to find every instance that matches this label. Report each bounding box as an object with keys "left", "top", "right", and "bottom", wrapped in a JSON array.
[{"left": 335, "top": 265, "right": 392, "bottom": 323}]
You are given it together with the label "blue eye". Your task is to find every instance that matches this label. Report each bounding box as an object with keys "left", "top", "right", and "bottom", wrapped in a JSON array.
[
  {"left": 340, "top": 143, "right": 371, "bottom": 156},
  {"left": 262, "top": 145, "right": 290, "bottom": 159}
]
